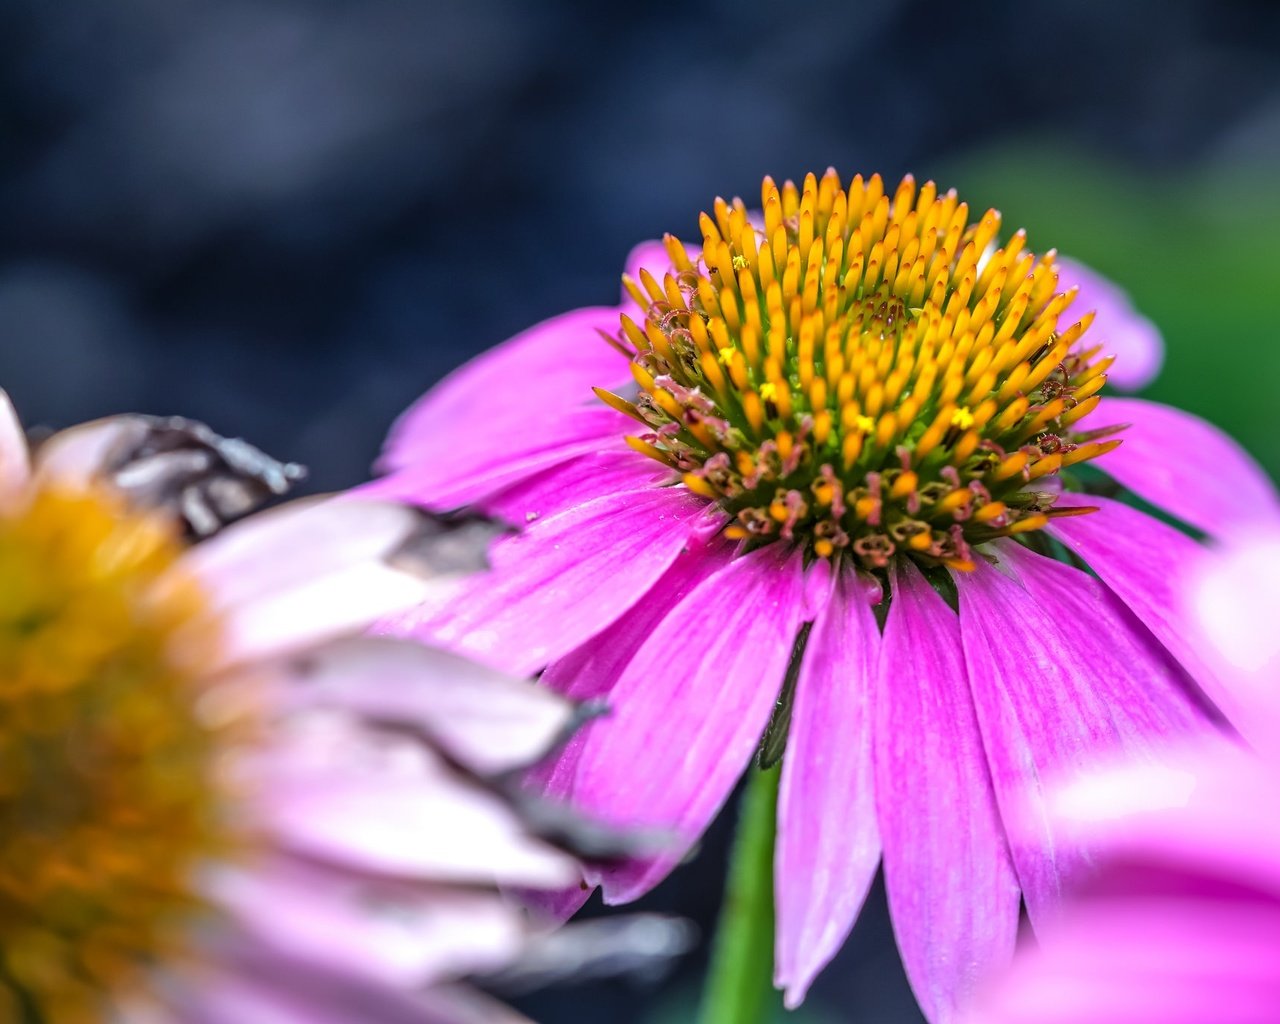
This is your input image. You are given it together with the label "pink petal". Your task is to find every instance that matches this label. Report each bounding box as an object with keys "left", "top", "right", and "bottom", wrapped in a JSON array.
[
  {"left": 278, "top": 637, "right": 580, "bottom": 776},
  {"left": 775, "top": 567, "right": 882, "bottom": 1007},
  {"left": 264, "top": 768, "right": 578, "bottom": 889},
  {"left": 876, "top": 561, "right": 1020, "bottom": 1024},
  {"left": 0, "top": 391, "right": 30, "bottom": 509},
  {"left": 479, "top": 450, "right": 672, "bottom": 526},
  {"left": 1091, "top": 397, "right": 1279, "bottom": 537},
  {"left": 574, "top": 545, "right": 809, "bottom": 904},
  {"left": 180, "top": 498, "right": 427, "bottom": 607},
  {"left": 391, "top": 486, "right": 719, "bottom": 676},
  {"left": 973, "top": 899, "right": 1280, "bottom": 1024},
  {"left": 211, "top": 857, "right": 524, "bottom": 987},
  {"left": 255, "top": 723, "right": 577, "bottom": 888},
  {"left": 531, "top": 534, "right": 733, "bottom": 800},
  {"left": 1184, "top": 527, "right": 1280, "bottom": 731},
  {"left": 1047, "top": 495, "right": 1242, "bottom": 731},
  {"left": 380, "top": 306, "right": 633, "bottom": 475},
  {"left": 367, "top": 406, "right": 631, "bottom": 512},
  {"left": 1048, "top": 742, "right": 1280, "bottom": 900},
  {"left": 32, "top": 415, "right": 134, "bottom": 488},
  {"left": 953, "top": 552, "right": 1204, "bottom": 927},
  {"left": 1056, "top": 256, "right": 1164, "bottom": 391}
]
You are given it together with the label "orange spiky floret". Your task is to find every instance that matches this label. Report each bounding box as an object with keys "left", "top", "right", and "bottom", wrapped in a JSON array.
[{"left": 606, "top": 170, "right": 1124, "bottom": 571}]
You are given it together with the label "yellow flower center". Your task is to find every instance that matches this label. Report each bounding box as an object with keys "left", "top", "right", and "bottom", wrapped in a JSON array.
[
  {"left": 600, "top": 170, "right": 1119, "bottom": 571},
  {"left": 0, "top": 486, "right": 237, "bottom": 1020}
]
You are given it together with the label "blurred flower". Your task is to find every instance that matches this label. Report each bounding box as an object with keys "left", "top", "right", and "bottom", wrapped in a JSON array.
[
  {"left": 368, "top": 171, "right": 1278, "bottom": 1021},
  {"left": 971, "top": 522, "right": 1280, "bottom": 1024},
  {"left": 0, "top": 397, "right": 685, "bottom": 1023}
]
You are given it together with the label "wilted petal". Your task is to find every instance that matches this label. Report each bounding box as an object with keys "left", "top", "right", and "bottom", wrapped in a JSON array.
[
  {"left": 775, "top": 568, "right": 881, "bottom": 1006},
  {"left": 212, "top": 858, "right": 524, "bottom": 987},
  {"left": 264, "top": 769, "right": 578, "bottom": 889},
  {"left": 1092, "top": 397, "right": 1279, "bottom": 537},
  {"left": 279, "top": 638, "right": 580, "bottom": 776},
  {"left": 876, "top": 561, "right": 1020, "bottom": 1024}
]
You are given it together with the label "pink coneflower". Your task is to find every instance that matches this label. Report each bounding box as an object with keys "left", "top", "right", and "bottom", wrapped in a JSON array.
[
  {"left": 0, "top": 397, "right": 647, "bottom": 1023},
  {"left": 370, "top": 170, "right": 1278, "bottom": 1020},
  {"left": 971, "top": 524, "right": 1280, "bottom": 1024}
]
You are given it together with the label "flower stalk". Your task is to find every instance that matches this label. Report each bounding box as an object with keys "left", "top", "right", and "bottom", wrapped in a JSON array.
[{"left": 697, "top": 764, "right": 783, "bottom": 1024}]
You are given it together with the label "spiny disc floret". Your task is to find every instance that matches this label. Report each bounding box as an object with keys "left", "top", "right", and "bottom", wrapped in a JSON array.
[{"left": 600, "top": 170, "right": 1120, "bottom": 571}]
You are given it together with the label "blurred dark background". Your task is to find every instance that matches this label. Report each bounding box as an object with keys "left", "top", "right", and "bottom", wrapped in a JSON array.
[{"left": 3, "top": 1, "right": 1278, "bottom": 1021}]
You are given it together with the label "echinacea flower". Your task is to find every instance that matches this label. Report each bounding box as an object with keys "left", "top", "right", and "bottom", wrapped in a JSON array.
[
  {"left": 369, "top": 170, "right": 1279, "bottom": 1021},
  {"left": 971, "top": 523, "right": 1280, "bottom": 1024},
  {"left": 0, "top": 397, "right": 675, "bottom": 1023}
]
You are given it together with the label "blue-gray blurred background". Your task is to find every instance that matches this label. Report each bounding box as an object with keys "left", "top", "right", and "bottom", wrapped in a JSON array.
[{"left": 4, "top": 1, "right": 1278, "bottom": 1021}]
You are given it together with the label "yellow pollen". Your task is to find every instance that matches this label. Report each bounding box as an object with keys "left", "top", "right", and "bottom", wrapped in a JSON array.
[
  {"left": 603, "top": 169, "right": 1122, "bottom": 570},
  {"left": 0, "top": 486, "right": 241, "bottom": 1020}
]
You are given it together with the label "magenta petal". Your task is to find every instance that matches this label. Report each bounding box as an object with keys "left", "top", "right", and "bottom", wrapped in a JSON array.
[
  {"left": 1056, "top": 256, "right": 1163, "bottom": 391},
  {"left": 392, "top": 486, "right": 717, "bottom": 676},
  {"left": 479, "top": 450, "right": 672, "bottom": 525},
  {"left": 876, "top": 561, "right": 1019, "bottom": 1024},
  {"left": 529, "top": 535, "right": 734, "bottom": 803},
  {"left": 573, "top": 546, "right": 809, "bottom": 904},
  {"left": 367, "top": 406, "right": 630, "bottom": 512},
  {"left": 974, "top": 899, "right": 1280, "bottom": 1024},
  {"left": 1047, "top": 495, "right": 1242, "bottom": 729},
  {"left": 953, "top": 554, "right": 1203, "bottom": 927},
  {"left": 380, "top": 306, "right": 632, "bottom": 474},
  {"left": 1091, "top": 397, "right": 1279, "bottom": 536},
  {"left": 774, "top": 567, "right": 882, "bottom": 1007}
]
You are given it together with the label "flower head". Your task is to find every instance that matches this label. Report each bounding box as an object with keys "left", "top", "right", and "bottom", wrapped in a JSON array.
[
  {"left": 371, "top": 171, "right": 1278, "bottom": 1021},
  {"left": 970, "top": 524, "right": 1280, "bottom": 1024},
  {"left": 0, "top": 397, "right": 670, "bottom": 1023}
]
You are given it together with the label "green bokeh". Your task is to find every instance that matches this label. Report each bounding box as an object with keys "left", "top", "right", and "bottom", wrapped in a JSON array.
[{"left": 947, "top": 146, "right": 1280, "bottom": 481}]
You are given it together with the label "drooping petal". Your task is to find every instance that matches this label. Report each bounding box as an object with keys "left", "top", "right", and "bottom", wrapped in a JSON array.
[
  {"left": 1091, "top": 397, "right": 1279, "bottom": 537},
  {"left": 0, "top": 390, "right": 30, "bottom": 509},
  {"left": 876, "top": 561, "right": 1020, "bottom": 1024},
  {"left": 1047, "top": 495, "right": 1242, "bottom": 730},
  {"left": 379, "top": 307, "right": 633, "bottom": 475},
  {"left": 275, "top": 638, "right": 580, "bottom": 776},
  {"left": 392, "top": 486, "right": 719, "bottom": 676},
  {"left": 1056, "top": 256, "right": 1163, "bottom": 391},
  {"left": 571, "top": 546, "right": 809, "bottom": 904},
  {"left": 953, "top": 552, "right": 1204, "bottom": 926},
  {"left": 775, "top": 567, "right": 882, "bottom": 1008}
]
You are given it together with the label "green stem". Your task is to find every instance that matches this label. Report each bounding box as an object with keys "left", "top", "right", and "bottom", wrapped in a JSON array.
[{"left": 696, "top": 765, "right": 782, "bottom": 1024}]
